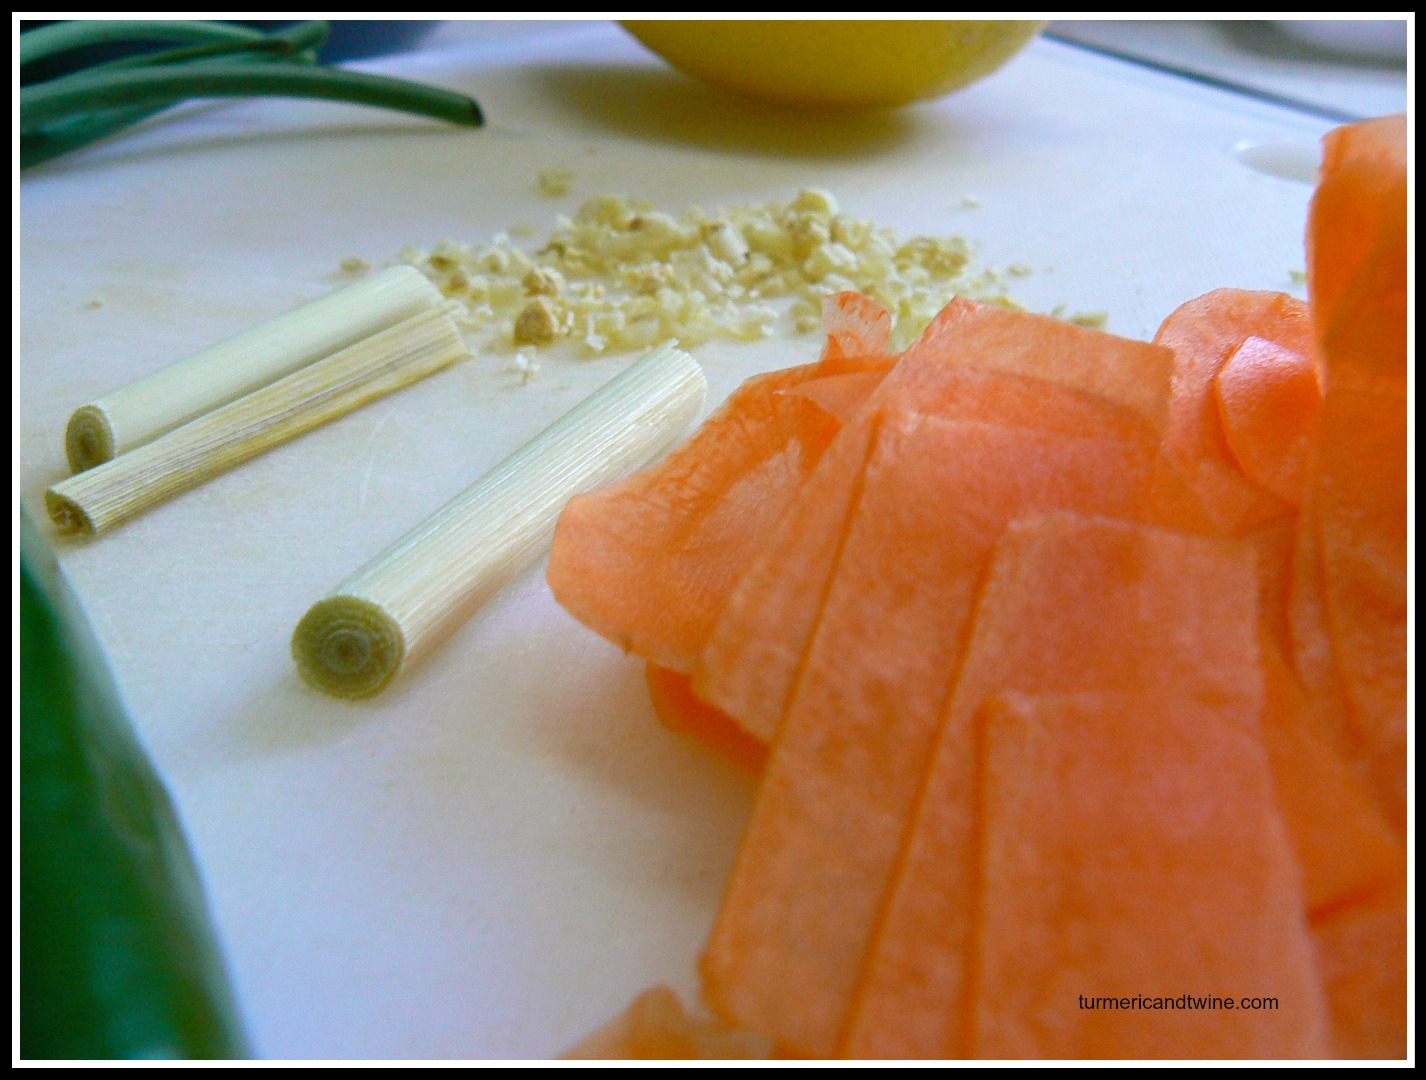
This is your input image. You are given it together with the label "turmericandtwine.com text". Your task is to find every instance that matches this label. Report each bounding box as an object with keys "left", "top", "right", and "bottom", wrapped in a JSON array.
[{"left": 1078, "top": 995, "right": 1279, "bottom": 1011}]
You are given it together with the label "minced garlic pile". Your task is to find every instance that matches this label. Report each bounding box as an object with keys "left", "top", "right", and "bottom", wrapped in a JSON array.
[{"left": 380, "top": 188, "right": 1061, "bottom": 360}]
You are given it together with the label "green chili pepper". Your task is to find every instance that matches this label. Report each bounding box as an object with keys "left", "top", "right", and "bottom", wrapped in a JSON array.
[{"left": 20, "top": 513, "right": 248, "bottom": 1059}]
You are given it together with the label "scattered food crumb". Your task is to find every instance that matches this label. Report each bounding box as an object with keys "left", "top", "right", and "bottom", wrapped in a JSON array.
[
  {"left": 1069, "top": 310, "right": 1109, "bottom": 330},
  {"left": 1046, "top": 304, "right": 1108, "bottom": 331},
  {"left": 961, "top": 195, "right": 983, "bottom": 209},
  {"left": 523, "top": 266, "right": 565, "bottom": 297},
  {"left": 1007, "top": 263, "right": 1033, "bottom": 278},
  {"left": 514, "top": 296, "right": 561, "bottom": 345},
  {"left": 83, "top": 296, "right": 105, "bottom": 310},
  {"left": 338, "top": 257, "right": 371, "bottom": 277},
  {"left": 507, "top": 351, "right": 540, "bottom": 384},
  {"left": 538, "top": 168, "right": 575, "bottom": 197},
  {"left": 1289, "top": 268, "right": 1308, "bottom": 285}
]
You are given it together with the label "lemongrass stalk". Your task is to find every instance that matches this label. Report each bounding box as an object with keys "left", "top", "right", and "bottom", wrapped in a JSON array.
[
  {"left": 292, "top": 342, "right": 707, "bottom": 699},
  {"left": 65, "top": 264, "right": 443, "bottom": 472},
  {"left": 47, "top": 307, "right": 467, "bottom": 537}
]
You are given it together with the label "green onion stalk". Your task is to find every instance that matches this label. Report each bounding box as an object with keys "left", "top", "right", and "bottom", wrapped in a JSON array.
[{"left": 20, "top": 20, "right": 482, "bottom": 170}]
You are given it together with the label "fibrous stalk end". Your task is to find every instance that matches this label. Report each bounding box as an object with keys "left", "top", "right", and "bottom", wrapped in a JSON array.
[
  {"left": 44, "top": 489, "right": 95, "bottom": 537},
  {"left": 65, "top": 405, "right": 116, "bottom": 473},
  {"left": 291, "top": 595, "right": 405, "bottom": 699}
]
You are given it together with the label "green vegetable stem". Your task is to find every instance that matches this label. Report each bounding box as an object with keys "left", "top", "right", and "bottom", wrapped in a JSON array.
[{"left": 20, "top": 20, "right": 482, "bottom": 170}]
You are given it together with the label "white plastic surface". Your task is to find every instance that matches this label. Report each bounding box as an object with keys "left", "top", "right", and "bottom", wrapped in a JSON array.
[{"left": 19, "top": 23, "right": 1336, "bottom": 1060}]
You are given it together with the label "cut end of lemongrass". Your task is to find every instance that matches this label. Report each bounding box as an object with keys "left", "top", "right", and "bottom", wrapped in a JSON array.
[
  {"left": 292, "top": 596, "right": 405, "bottom": 699},
  {"left": 65, "top": 405, "right": 116, "bottom": 473},
  {"left": 294, "top": 340, "right": 706, "bottom": 698},
  {"left": 44, "top": 489, "right": 94, "bottom": 537}
]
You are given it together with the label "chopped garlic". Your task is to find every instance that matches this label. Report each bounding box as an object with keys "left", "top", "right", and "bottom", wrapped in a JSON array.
[
  {"left": 514, "top": 296, "right": 561, "bottom": 345},
  {"left": 792, "top": 188, "right": 839, "bottom": 214},
  {"left": 522, "top": 266, "right": 565, "bottom": 297},
  {"left": 704, "top": 223, "right": 749, "bottom": 265},
  {"left": 377, "top": 189, "right": 1058, "bottom": 363},
  {"left": 803, "top": 241, "right": 859, "bottom": 282}
]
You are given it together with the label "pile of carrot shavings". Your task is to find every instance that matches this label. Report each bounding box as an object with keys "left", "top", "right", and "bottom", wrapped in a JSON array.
[{"left": 548, "top": 115, "right": 1405, "bottom": 1061}]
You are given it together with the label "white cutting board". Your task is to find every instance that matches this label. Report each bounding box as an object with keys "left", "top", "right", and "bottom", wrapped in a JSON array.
[{"left": 19, "top": 23, "right": 1337, "bottom": 1060}]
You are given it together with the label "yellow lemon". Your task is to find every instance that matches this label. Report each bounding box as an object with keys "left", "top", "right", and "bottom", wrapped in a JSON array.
[{"left": 622, "top": 19, "right": 1044, "bottom": 108}]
